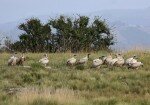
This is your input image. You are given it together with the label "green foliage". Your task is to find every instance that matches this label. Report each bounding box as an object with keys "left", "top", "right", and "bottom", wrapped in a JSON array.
[
  {"left": 12, "top": 15, "right": 115, "bottom": 52},
  {"left": 14, "top": 18, "right": 52, "bottom": 52}
]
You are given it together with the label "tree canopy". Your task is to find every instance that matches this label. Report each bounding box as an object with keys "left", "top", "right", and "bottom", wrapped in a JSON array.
[{"left": 12, "top": 15, "right": 115, "bottom": 52}]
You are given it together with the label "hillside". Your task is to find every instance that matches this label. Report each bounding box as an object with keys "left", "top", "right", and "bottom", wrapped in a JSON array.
[
  {"left": 0, "top": 51, "right": 150, "bottom": 105},
  {"left": 114, "top": 25, "right": 150, "bottom": 50}
]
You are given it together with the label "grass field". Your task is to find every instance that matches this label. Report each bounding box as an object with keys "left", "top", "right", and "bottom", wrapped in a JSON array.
[{"left": 0, "top": 50, "right": 150, "bottom": 105}]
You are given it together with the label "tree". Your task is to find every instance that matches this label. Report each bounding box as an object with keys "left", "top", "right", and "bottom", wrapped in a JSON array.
[
  {"left": 49, "top": 15, "right": 114, "bottom": 52},
  {"left": 91, "top": 17, "right": 114, "bottom": 50},
  {"left": 49, "top": 16, "right": 74, "bottom": 52},
  {"left": 12, "top": 15, "right": 115, "bottom": 52},
  {"left": 18, "top": 18, "right": 52, "bottom": 52}
]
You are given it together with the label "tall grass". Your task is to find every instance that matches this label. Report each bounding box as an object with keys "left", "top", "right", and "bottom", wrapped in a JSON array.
[{"left": 0, "top": 51, "right": 150, "bottom": 105}]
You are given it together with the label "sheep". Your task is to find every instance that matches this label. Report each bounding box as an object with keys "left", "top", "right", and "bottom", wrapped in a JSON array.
[
  {"left": 92, "top": 56, "right": 105, "bottom": 68},
  {"left": 77, "top": 53, "right": 90, "bottom": 65},
  {"left": 8, "top": 53, "right": 18, "bottom": 66},
  {"left": 39, "top": 54, "right": 49, "bottom": 67},
  {"left": 66, "top": 54, "right": 77, "bottom": 66},
  {"left": 128, "top": 62, "right": 143, "bottom": 69}
]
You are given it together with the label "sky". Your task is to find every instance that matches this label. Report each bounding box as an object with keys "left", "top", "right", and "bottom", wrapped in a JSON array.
[{"left": 0, "top": 0, "right": 150, "bottom": 24}]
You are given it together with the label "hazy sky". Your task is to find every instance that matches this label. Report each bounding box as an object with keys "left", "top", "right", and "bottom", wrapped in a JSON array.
[{"left": 0, "top": 0, "right": 150, "bottom": 24}]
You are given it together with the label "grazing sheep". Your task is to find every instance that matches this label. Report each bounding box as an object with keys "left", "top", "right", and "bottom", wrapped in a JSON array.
[
  {"left": 128, "top": 62, "right": 143, "bottom": 69},
  {"left": 66, "top": 54, "right": 77, "bottom": 66},
  {"left": 92, "top": 56, "right": 105, "bottom": 68},
  {"left": 39, "top": 54, "right": 49, "bottom": 67},
  {"left": 77, "top": 53, "right": 90, "bottom": 65},
  {"left": 8, "top": 53, "right": 18, "bottom": 66},
  {"left": 125, "top": 55, "right": 138, "bottom": 66},
  {"left": 16, "top": 53, "right": 26, "bottom": 66}
]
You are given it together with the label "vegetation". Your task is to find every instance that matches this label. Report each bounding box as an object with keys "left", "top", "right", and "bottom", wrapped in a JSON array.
[
  {"left": 0, "top": 7, "right": 149, "bottom": 105},
  {"left": 0, "top": 50, "right": 150, "bottom": 105},
  {"left": 10, "top": 15, "right": 114, "bottom": 52}
]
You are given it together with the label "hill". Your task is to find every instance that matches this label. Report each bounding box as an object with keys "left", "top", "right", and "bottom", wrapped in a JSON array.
[
  {"left": 0, "top": 51, "right": 150, "bottom": 105},
  {"left": 0, "top": 8, "right": 150, "bottom": 49}
]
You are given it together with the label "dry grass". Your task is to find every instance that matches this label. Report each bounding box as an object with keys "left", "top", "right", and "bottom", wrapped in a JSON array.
[
  {"left": 15, "top": 88, "right": 84, "bottom": 105},
  {"left": 0, "top": 50, "right": 150, "bottom": 105}
]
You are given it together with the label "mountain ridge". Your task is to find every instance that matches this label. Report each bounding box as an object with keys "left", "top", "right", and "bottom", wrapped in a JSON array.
[{"left": 0, "top": 8, "right": 150, "bottom": 50}]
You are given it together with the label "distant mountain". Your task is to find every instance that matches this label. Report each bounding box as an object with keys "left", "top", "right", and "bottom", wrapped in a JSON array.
[
  {"left": 0, "top": 21, "right": 22, "bottom": 41},
  {"left": 88, "top": 8, "right": 150, "bottom": 49},
  {"left": 115, "top": 25, "right": 150, "bottom": 49},
  {"left": 0, "top": 8, "right": 150, "bottom": 50}
]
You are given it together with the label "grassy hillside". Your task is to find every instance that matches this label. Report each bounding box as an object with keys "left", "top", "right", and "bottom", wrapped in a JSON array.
[{"left": 0, "top": 51, "right": 150, "bottom": 105}]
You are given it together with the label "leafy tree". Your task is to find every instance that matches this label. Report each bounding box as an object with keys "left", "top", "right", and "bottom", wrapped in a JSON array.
[
  {"left": 49, "top": 15, "right": 114, "bottom": 52},
  {"left": 18, "top": 18, "right": 52, "bottom": 52},
  {"left": 12, "top": 15, "right": 115, "bottom": 52},
  {"left": 91, "top": 17, "right": 114, "bottom": 50}
]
